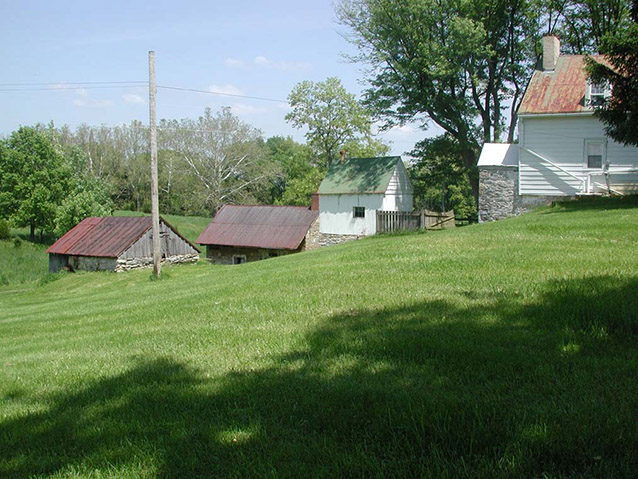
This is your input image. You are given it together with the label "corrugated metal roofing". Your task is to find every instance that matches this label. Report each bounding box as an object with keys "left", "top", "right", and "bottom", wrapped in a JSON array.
[
  {"left": 518, "top": 55, "right": 607, "bottom": 115},
  {"left": 196, "top": 205, "right": 319, "bottom": 250},
  {"left": 318, "top": 156, "right": 400, "bottom": 195},
  {"left": 47, "top": 216, "right": 199, "bottom": 257}
]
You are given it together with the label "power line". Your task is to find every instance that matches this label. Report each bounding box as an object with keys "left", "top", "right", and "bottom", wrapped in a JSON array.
[
  {"left": 0, "top": 81, "right": 147, "bottom": 86},
  {"left": 0, "top": 85, "right": 147, "bottom": 92},
  {"left": 157, "top": 85, "right": 288, "bottom": 104}
]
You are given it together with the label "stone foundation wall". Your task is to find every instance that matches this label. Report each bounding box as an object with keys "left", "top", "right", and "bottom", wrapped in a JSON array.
[
  {"left": 479, "top": 166, "right": 522, "bottom": 222},
  {"left": 115, "top": 253, "right": 199, "bottom": 272},
  {"left": 479, "top": 166, "right": 572, "bottom": 222},
  {"left": 206, "top": 245, "right": 300, "bottom": 265},
  {"left": 312, "top": 232, "right": 363, "bottom": 248}
]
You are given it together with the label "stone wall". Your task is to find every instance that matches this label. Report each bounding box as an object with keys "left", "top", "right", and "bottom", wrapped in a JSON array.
[
  {"left": 479, "top": 166, "right": 522, "bottom": 222},
  {"left": 311, "top": 232, "right": 363, "bottom": 248},
  {"left": 115, "top": 253, "right": 199, "bottom": 272},
  {"left": 73, "top": 255, "right": 118, "bottom": 272},
  {"left": 479, "top": 166, "right": 571, "bottom": 222},
  {"left": 206, "top": 245, "right": 300, "bottom": 265}
]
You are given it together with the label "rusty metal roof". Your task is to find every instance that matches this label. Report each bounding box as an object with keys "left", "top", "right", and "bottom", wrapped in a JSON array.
[
  {"left": 196, "top": 205, "right": 319, "bottom": 250},
  {"left": 518, "top": 55, "right": 607, "bottom": 115},
  {"left": 47, "top": 216, "right": 199, "bottom": 257}
]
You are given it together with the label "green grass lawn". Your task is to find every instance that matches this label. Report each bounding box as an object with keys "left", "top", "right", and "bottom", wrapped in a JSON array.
[{"left": 1, "top": 197, "right": 637, "bottom": 478}]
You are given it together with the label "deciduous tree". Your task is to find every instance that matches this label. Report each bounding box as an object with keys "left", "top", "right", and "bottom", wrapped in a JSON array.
[
  {"left": 585, "top": 1, "right": 638, "bottom": 146},
  {"left": 286, "top": 77, "right": 388, "bottom": 166},
  {"left": 0, "top": 127, "right": 72, "bottom": 241}
]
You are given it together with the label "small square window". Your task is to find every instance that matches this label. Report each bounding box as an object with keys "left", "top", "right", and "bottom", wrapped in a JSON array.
[
  {"left": 353, "top": 206, "right": 365, "bottom": 218},
  {"left": 585, "top": 140, "right": 604, "bottom": 169},
  {"left": 233, "top": 255, "right": 246, "bottom": 265}
]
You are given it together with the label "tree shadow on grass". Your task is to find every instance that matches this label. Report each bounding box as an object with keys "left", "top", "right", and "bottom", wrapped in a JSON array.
[
  {"left": 1, "top": 276, "right": 637, "bottom": 478},
  {"left": 542, "top": 195, "right": 638, "bottom": 213}
]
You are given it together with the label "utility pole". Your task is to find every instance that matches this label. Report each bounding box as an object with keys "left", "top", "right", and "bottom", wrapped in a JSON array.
[{"left": 149, "top": 51, "right": 161, "bottom": 277}]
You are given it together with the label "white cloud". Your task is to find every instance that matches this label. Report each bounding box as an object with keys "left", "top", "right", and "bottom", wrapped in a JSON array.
[
  {"left": 76, "top": 88, "right": 89, "bottom": 97},
  {"left": 73, "top": 98, "right": 113, "bottom": 108},
  {"left": 208, "top": 84, "right": 244, "bottom": 96},
  {"left": 230, "top": 103, "right": 267, "bottom": 115},
  {"left": 254, "top": 55, "right": 270, "bottom": 67},
  {"left": 123, "top": 93, "right": 145, "bottom": 104},
  {"left": 252, "top": 55, "right": 312, "bottom": 72},
  {"left": 224, "top": 57, "right": 245, "bottom": 68}
]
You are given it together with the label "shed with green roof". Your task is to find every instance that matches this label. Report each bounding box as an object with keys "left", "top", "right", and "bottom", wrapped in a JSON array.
[{"left": 318, "top": 156, "right": 413, "bottom": 236}]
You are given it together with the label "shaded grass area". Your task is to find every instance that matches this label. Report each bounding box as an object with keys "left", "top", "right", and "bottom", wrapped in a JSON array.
[{"left": 1, "top": 197, "right": 637, "bottom": 478}]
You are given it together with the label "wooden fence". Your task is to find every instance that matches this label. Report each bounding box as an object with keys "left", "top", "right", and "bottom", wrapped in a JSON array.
[{"left": 376, "top": 209, "right": 456, "bottom": 234}]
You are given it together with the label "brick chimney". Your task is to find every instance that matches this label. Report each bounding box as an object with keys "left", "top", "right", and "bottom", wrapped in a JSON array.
[
  {"left": 542, "top": 35, "right": 560, "bottom": 71},
  {"left": 339, "top": 149, "right": 346, "bottom": 164}
]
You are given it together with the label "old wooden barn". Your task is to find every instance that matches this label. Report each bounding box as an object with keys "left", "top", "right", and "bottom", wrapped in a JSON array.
[
  {"left": 47, "top": 216, "right": 200, "bottom": 272},
  {"left": 196, "top": 205, "right": 319, "bottom": 264}
]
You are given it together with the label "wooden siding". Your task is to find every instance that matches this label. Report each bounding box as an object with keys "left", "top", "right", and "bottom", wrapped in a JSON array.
[
  {"left": 120, "top": 221, "right": 198, "bottom": 259},
  {"left": 386, "top": 161, "right": 414, "bottom": 195},
  {"left": 519, "top": 116, "right": 638, "bottom": 196}
]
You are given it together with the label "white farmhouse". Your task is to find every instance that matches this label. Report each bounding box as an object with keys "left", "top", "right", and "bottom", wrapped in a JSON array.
[
  {"left": 318, "top": 155, "right": 413, "bottom": 237},
  {"left": 478, "top": 35, "right": 638, "bottom": 222}
]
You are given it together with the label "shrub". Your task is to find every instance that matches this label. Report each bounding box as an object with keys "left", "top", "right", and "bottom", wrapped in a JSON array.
[
  {"left": 0, "top": 219, "right": 10, "bottom": 240},
  {"left": 13, "top": 237, "right": 22, "bottom": 248}
]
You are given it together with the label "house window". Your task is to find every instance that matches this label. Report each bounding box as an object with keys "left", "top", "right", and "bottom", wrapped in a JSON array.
[
  {"left": 353, "top": 206, "right": 365, "bottom": 218},
  {"left": 585, "top": 139, "right": 605, "bottom": 169},
  {"left": 233, "top": 255, "right": 247, "bottom": 265},
  {"left": 587, "top": 81, "right": 610, "bottom": 107}
]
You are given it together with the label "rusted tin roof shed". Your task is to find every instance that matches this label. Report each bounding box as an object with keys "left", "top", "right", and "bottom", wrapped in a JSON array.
[
  {"left": 196, "top": 205, "right": 318, "bottom": 250},
  {"left": 47, "top": 216, "right": 200, "bottom": 273}
]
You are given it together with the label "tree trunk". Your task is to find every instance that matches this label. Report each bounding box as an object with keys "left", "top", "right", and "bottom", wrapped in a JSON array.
[
  {"left": 29, "top": 223, "right": 35, "bottom": 242},
  {"left": 461, "top": 148, "right": 479, "bottom": 207}
]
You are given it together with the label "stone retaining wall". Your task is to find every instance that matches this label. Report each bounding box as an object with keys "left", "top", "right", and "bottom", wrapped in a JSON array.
[
  {"left": 311, "top": 232, "right": 363, "bottom": 248},
  {"left": 115, "top": 253, "right": 199, "bottom": 272}
]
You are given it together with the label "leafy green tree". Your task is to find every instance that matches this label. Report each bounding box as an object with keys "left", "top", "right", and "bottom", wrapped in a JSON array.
[
  {"left": 408, "top": 135, "right": 476, "bottom": 220},
  {"left": 54, "top": 146, "right": 113, "bottom": 236},
  {"left": 585, "top": 1, "right": 638, "bottom": 146},
  {"left": 337, "top": 0, "right": 541, "bottom": 202},
  {"left": 265, "top": 136, "right": 316, "bottom": 203},
  {"left": 0, "top": 127, "right": 72, "bottom": 241},
  {"left": 286, "top": 77, "right": 389, "bottom": 166},
  {"left": 275, "top": 168, "right": 326, "bottom": 207},
  {"left": 543, "top": 0, "right": 632, "bottom": 53}
]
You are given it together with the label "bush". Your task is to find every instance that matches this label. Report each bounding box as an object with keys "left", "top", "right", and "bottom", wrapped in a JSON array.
[
  {"left": 0, "top": 219, "right": 10, "bottom": 240},
  {"left": 13, "top": 238, "right": 22, "bottom": 248}
]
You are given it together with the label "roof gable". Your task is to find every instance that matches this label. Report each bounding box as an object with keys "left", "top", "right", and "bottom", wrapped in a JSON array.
[
  {"left": 196, "top": 205, "right": 319, "bottom": 250},
  {"left": 318, "top": 156, "right": 401, "bottom": 195},
  {"left": 518, "top": 55, "right": 607, "bottom": 115},
  {"left": 47, "top": 216, "right": 199, "bottom": 258}
]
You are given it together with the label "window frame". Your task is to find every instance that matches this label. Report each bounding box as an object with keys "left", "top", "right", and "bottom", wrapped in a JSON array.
[
  {"left": 232, "top": 255, "right": 247, "bottom": 265},
  {"left": 586, "top": 80, "right": 611, "bottom": 107},
  {"left": 353, "top": 206, "right": 365, "bottom": 218},
  {"left": 583, "top": 138, "right": 606, "bottom": 170}
]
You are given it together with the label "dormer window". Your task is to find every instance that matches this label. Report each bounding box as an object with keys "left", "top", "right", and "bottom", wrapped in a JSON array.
[{"left": 586, "top": 81, "right": 610, "bottom": 107}]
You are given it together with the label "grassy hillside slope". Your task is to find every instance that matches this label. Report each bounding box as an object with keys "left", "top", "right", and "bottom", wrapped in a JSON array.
[{"left": 1, "top": 198, "right": 637, "bottom": 478}]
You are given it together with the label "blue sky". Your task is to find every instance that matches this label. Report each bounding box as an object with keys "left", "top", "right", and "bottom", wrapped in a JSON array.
[{"left": 0, "top": 0, "right": 426, "bottom": 156}]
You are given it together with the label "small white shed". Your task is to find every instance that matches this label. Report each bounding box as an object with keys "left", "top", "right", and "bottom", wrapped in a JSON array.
[{"left": 317, "top": 156, "right": 413, "bottom": 236}]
